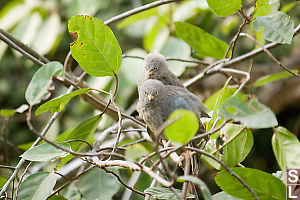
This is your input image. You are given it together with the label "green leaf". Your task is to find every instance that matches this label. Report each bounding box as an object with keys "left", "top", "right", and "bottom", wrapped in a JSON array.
[
  {"left": 61, "top": 186, "right": 81, "bottom": 200},
  {"left": 35, "top": 88, "right": 90, "bottom": 116},
  {"left": 68, "top": 15, "right": 122, "bottom": 77},
  {"left": 144, "top": 187, "right": 194, "bottom": 200},
  {"left": 253, "top": 69, "right": 298, "bottom": 87},
  {"left": 18, "top": 172, "right": 57, "bottom": 200},
  {"left": 64, "top": 115, "right": 101, "bottom": 151},
  {"left": 175, "top": 22, "right": 229, "bottom": 59},
  {"left": 203, "top": 124, "right": 253, "bottom": 169},
  {"left": 117, "top": 8, "right": 158, "bottom": 29},
  {"left": 78, "top": 167, "right": 120, "bottom": 200},
  {"left": 219, "top": 96, "right": 278, "bottom": 128},
  {"left": 125, "top": 144, "right": 149, "bottom": 162},
  {"left": 25, "top": 61, "right": 64, "bottom": 105},
  {"left": 281, "top": 2, "right": 297, "bottom": 13},
  {"left": 212, "top": 191, "right": 241, "bottom": 200},
  {"left": 215, "top": 167, "right": 286, "bottom": 200},
  {"left": 252, "top": 11, "right": 294, "bottom": 44},
  {"left": 177, "top": 176, "right": 212, "bottom": 200},
  {"left": 48, "top": 195, "right": 67, "bottom": 200},
  {"left": 253, "top": 0, "right": 279, "bottom": 17},
  {"left": 165, "top": 109, "right": 199, "bottom": 144},
  {"left": 272, "top": 126, "right": 300, "bottom": 171},
  {"left": 207, "top": 0, "right": 241, "bottom": 17},
  {"left": 207, "top": 77, "right": 231, "bottom": 130},
  {"left": 0, "top": 104, "right": 28, "bottom": 117},
  {"left": 21, "top": 142, "right": 68, "bottom": 162}
]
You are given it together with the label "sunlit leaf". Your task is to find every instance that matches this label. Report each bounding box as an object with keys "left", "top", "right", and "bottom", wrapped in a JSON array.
[
  {"left": 21, "top": 142, "right": 69, "bottom": 162},
  {"left": 219, "top": 96, "right": 278, "bottom": 128},
  {"left": 252, "top": 11, "right": 294, "bottom": 44},
  {"left": 215, "top": 167, "right": 286, "bottom": 200},
  {"left": 272, "top": 126, "right": 300, "bottom": 171},
  {"left": 18, "top": 172, "right": 57, "bottom": 200},
  {"left": 35, "top": 88, "right": 91, "bottom": 116},
  {"left": 253, "top": 69, "right": 298, "bottom": 87},
  {"left": 207, "top": 0, "right": 241, "bottom": 17},
  {"left": 165, "top": 109, "right": 199, "bottom": 144},
  {"left": 145, "top": 187, "right": 194, "bottom": 200},
  {"left": 175, "top": 22, "right": 229, "bottom": 59},
  {"left": 78, "top": 168, "right": 120, "bottom": 200},
  {"left": 178, "top": 176, "right": 212, "bottom": 200},
  {"left": 125, "top": 143, "right": 149, "bottom": 162},
  {"left": 68, "top": 15, "right": 122, "bottom": 77},
  {"left": 25, "top": 61, "right": 64, "bottom": 105}
]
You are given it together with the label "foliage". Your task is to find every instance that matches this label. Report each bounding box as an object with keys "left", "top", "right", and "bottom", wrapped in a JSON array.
[{"left": 0, "top": 0, "right": 299, "bottom": 200}]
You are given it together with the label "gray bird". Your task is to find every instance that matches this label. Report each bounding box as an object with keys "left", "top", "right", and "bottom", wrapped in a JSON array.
[
  {"left": 137, "top": 79, "right": 210, "bottom": 139},
  {"left": 138, "top": 52, "right": 185, "bottom": 90}
]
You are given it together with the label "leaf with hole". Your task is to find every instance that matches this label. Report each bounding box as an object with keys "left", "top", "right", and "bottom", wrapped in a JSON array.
[
  {"left": 68, "top": 15, "right": 122, "bottom": 77},
  {"left": 165, "top": 109, "right": 199, "bottom": 144},
  {"left": 215, "top": 167, "right": 286, "bottom": 200},
  {"left": 272, "top": 126, "right": 300, "bottom": 171},
  {"left": 35, "top": 88, "right": 90, "bottom": 116},
  {"left": 21, "top": 142, "right": 69, "bottom": 162},
  {"left": 252, "top": 11, "right": 294, "bottom": 44},
  {"left": 18, "top": 172, "right": 57, "bottom": 200},
  {"left": 25, "top": 61, "right": 64, "bottom": 105},
  {"left": 175, "top": 22, "right": 229, "bottom": 59},
  {"left": 219, "top": 96, "right": 278, "bottom": 128}
]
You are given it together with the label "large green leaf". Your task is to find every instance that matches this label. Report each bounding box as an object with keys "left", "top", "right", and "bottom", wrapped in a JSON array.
[
  {"left": 272, "top": 126, "right": 300, "bottom": 171},
  {"left": 207, "top": 0, "right": 241, "bottom": 17},
  {"left": 165, "top": 109, "right": 199, "bottom": 144},
  {"left": 177, "top": 176, "right": 212, "bottom": 200},
  {"left": 203, "top": 124, "right": 253, "bottom": 169},
  {"left": 18, "top": 172, "right": 57, "bottom": 200},
  {"left": 175, "top": 22, "right": 229, "bottom": 59},
  {"left": 253, "top": 69, "right": 298, "bottom": 87},
  {"left": 21, "top": 142, "right": 68, "bottom": 162},
  {"left": 215, "top": 167, "right": 286, "bottom": 200},
  {"left": 25, "top": 61, "right": 64, "bottom": 105},
  {"left": 252, "top": 11, "right": 294, "bottom": 44},
  {"left": 78, "top": 167, "right": 120, "bottom": 200},
  {"left": 35, "top": 88, "right": 91, "bottom": 116},
  {"left": 68, "top": 15, "right": 122, "bottom": 77},
  {"left": 144, "top": 187, "right": 194, "bottom": 200},
  {"left": 219, "top": 96, "right": 278, "bottom": 128},
  {"left": 64, "top": 115, "right": 101, "bottom": 151}
]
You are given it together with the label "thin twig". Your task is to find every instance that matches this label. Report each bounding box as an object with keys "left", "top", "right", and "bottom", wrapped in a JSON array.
[
  {"left": 1, "top": 117, "right": 10, "bottom": 164},
  {"left": 15, "top": 162, "right": 32, "bottom": 200},
  {"left": 0, "top": 165, "right": 16, "bottom": 170},
  {"left": 239, "top": 32, "right": 300, "bottom": 77},
  {"left": 186, "top": 147, "right": 259, "bottom": 200},
  {"left": 110, "top": 95, "right": 123, "bottom": 155},
  {"left": 182, "top": 153, "right": 190, "bottom": 200},
  {"left": 0, "top": 86, "right": 74, "bottom": 196},
  {"left": 63, "top": 139, "right": 93, "bottom": 150},
  {"left": 104, "top": 0, "right": 182, "bottom": 26},
  {"left": 103, "top": 168, "right": 145, "bottom": 197}
]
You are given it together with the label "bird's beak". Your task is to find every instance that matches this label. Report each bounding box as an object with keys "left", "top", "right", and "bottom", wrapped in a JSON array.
[
  {"left": 146, "top": 69, "right": 153, "bottom": 79},
  {"left": 147, "top": 94, "right": 155, "bottom": 102}
]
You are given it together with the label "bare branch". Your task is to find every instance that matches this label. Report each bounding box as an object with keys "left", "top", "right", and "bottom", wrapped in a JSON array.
[{"left": 104, "top": 0, "right": 182, "bottom": 26}]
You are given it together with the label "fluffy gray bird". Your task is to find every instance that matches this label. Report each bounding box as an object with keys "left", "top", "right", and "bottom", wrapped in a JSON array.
[
  {"left": 138, "top": 52, "right": 185, "bottom": 89},
  {"left": 137, "top": 79, "right": 209, "bottom": 138}
]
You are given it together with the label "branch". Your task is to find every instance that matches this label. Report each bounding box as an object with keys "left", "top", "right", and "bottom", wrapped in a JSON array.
[
  {"left": 0, "top": 87, "right": 74, "bottom": 196},
  {"left": 104, "top": 0, "right": 182, "bottom": 26},
  {"left": 91, "top": 159, "right": 172, "bottom": 187},
  {"left": 186, "top": 147, "right": 259, "bottom": 200}
]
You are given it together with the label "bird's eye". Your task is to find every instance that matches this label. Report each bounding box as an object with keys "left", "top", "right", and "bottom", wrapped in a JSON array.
[
  {"left": 144, "top": 91, "right": 147, "bottom": 95},
  {"left": 154, "top": 92, "right": 158, "bottom": 96},
  {"left": 153, "top": 67, "right": 158, "bottom": 71}
]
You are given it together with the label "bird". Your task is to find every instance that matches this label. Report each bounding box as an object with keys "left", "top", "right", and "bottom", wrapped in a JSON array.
[
  {"left": 138, "top": 52, "right": 185, "bottom": 90},
  {"left": 137, "top": 79, "right": 210, "bottom": 139}
]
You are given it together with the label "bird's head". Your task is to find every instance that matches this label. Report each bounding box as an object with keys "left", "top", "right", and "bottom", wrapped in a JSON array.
[
  {"left": 144, "top": 52, "right": 168, "bottom": 79},
  {"left": 139, "top": 79, "right": 164, "bottom": 103}
]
